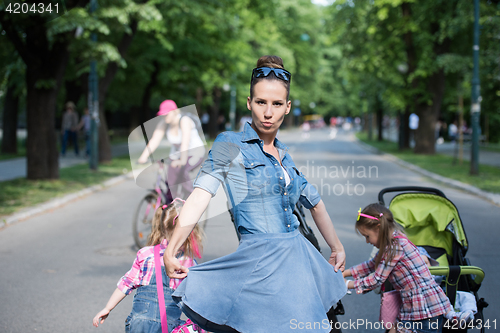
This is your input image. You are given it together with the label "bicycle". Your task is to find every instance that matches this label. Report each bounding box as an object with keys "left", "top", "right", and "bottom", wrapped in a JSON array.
[
  {"left": 132, "top": 159, "right": 171, "bottom": 248},
  {"left": 132, "top": 156, "right": 204, "bottom": 248}
]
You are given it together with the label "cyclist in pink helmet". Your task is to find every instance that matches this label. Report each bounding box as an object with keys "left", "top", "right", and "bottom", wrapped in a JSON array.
[{"left": 138, "top": 100, "right": 206, "bottom": 201}]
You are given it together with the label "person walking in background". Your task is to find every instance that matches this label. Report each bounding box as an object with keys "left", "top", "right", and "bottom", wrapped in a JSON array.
[
  {"left": 409, "top": 113, "right": 419, "bottom": 146},
  {"left": 78, "top": 108, "right": 91, "bottom": 157},
  {"left": 138, "top": 100, "right": 206, "bottom": 202},
  {"left": 448, "top": 121, "right": 458, "bottom": 142},
  {"left": 61, "top": 101, "right": 79, "bottom": 157}
]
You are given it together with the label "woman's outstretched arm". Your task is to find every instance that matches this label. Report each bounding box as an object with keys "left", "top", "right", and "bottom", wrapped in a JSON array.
[
  {"left": 163, "top": 188, "right": 212, "bottom": 278},
  {"left": 309, "top": 200, "right": 346, "bottom": 272},
  {"left": 138, "top": 121, "right": 167, "bottom": 163}
]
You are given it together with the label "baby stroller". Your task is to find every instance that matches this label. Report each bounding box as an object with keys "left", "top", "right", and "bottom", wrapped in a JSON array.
[{"left": 379, "top": 186, "right": 488, "bottom": 333}]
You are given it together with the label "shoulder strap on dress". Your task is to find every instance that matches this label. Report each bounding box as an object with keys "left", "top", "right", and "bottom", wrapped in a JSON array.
[{"left": 154, "top": 244, "right": 169, "bottom": 333}]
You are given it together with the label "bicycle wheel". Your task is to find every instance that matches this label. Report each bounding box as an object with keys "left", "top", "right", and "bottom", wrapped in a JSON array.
[{"left": 133, "top": 192, "right": 159, "bottom": 248}]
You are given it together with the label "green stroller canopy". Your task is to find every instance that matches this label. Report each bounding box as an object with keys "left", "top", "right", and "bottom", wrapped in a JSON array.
[{"left": 389, "top": 193, "right": 468, "bottom": 258}]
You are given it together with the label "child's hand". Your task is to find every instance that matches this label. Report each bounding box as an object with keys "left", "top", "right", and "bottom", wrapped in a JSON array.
[
  {"left": 344, "top": 279, "right": 352, "bottom": 294},
  {"left": 93, "top": 308, "right": 110, "bottom": 327}
]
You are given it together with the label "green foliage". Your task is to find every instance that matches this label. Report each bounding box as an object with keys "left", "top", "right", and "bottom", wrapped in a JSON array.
[{"left": 320, "top": 0, "right": 499, "bottom": 144}]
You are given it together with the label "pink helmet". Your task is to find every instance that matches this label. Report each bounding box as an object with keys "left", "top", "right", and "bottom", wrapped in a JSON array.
[{"left": 157, "top": 100, "right": 178, "bottom": 116}]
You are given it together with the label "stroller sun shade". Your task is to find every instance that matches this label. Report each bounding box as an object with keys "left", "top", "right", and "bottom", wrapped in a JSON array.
[{"left": 389, "top": 193, "right": 468, "bottom": 258}]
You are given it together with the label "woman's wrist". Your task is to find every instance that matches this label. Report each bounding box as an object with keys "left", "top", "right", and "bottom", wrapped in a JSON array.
[{"left": 330, "top": 242, "right": 344, "bottom": 253}]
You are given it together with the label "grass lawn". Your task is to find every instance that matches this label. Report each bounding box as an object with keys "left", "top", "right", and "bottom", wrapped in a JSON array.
[
  {"left": 0, "top": 156, "right": 132, "bottom": 218},
  {"left": 356, "top": 132, "right": 500, "bottom": 194}
]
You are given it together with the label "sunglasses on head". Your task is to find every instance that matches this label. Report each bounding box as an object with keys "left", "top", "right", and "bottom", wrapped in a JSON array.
[{"left": 252, "top": 67, "right": 292, "bottom": 83}]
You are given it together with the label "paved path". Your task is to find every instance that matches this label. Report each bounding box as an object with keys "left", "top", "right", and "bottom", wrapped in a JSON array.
[
  {"left": 0, "top": 128, "right": 497, "bottom": 332},
  {"left": 382, "top": 126, "right": 500, "bottom": 168},
  {"left": 0, "top": 143, "right": 130, "bottom": 181}
]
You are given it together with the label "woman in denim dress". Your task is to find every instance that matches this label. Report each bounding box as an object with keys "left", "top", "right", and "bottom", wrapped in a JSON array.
[{"left": 164, "top": 55, "right": 347, "bottom": 333}]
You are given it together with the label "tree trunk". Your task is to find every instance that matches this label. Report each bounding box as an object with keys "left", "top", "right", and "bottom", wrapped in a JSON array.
[
  {"left": 98, "top": 21, "right": 138, "bottom": 163},
  {"left": 1, "top": 82, "right": 19, "bottom": 154},
  {"left": 65, "top": 77, "right": 84, "bottom": 108},
  {"left": 398, "top": 108, "right": 411, "bottom": 150},
  {"left": 2, "top": 18, "right": 68, "bottom": 179},
  {"left": 0, "top": 2, "right": 83, "bottom": 179},
  {"left": 414, "top": 69, "right": 446, "bottom": 154},
  {"left": 25, "top": 57, "right": 68, "bottom": 179}
]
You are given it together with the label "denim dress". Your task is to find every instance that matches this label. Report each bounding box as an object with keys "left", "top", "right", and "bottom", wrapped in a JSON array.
[
  {"left": 125, "top": 266, "right": 183, "bottom": 333},
  {"left": 172, "top": 123, "right": 347, "bottom": 333}
]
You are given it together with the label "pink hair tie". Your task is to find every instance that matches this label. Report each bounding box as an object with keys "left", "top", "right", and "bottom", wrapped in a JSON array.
[
  {"left": 380, "top": 213, "right": 384, "bottom": 217},
  {"left": 357, "top": 208, "right": 380, "bottom": 221},
  {"left": 161, "top": 198, "right": 186, "bottom": 211}
]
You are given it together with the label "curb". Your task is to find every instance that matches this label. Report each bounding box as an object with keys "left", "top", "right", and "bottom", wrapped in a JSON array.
[
  {"left": 1, "top": 172, "right": 135, "bottom": 228},
  {"left": 355, "top": 139, "right": 500, "bottom": 206}
]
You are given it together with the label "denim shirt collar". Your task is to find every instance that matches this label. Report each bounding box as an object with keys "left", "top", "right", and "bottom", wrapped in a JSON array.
[{"left": 241, "top": 122, "right": 288, "bottom": 160}]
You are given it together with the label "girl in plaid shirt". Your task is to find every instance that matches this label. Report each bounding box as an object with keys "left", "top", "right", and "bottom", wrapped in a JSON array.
[
  {"left": 343, "top": 203, "right": 452, "bottom": 333},
  {"left": 93, "top": 199, "right": 204, "bottom": 332}
]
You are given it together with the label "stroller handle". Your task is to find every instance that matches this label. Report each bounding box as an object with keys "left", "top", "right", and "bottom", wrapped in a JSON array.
[
  {"left": 429, "top": 266, "right": 485, "bottom": 285},
  {"left": 378, "top": 186, "right": 446, "bottom": 205}
]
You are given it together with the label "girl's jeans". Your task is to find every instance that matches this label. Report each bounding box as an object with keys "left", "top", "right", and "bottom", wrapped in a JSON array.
[
  {"left": 125, "top": 266, "right": 183, "bottom": 333},
  {"left": 399, "top": 315, "right": 444, "bottom": 333}
]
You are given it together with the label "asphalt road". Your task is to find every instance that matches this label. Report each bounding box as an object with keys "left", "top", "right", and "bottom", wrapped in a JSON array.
[{"left": 0, "top": 128, "right": 497, "bottom": 333}]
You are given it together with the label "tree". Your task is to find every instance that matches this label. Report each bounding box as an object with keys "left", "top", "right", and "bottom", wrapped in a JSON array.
[
  {"left": 0, "top": 0, "right": 90, "bottom": 179},
  {"left": 323, "top": 0, "right": 485, "bottom": 154}
]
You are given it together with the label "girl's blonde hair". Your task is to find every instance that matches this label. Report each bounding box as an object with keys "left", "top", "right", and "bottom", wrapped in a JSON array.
[
  {"left": 355, "top": 203, "right": 403, "bottom": 268},
  {"left": 147, "top": 201, "right": 204, "bottom": 259}
]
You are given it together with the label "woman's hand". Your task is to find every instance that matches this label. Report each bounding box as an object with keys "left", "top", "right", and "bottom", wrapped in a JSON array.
[
  {"left": 93, "top": 308, "right": 110, "bottom": 327},
  {"left": 309, "top": 200, "right": 346, "bottom": 272},
  {"left": 328, "top": 247, "right": 346, "bottom": 272},
  {"left": 164, "top": 252, "right": 189, "bottom": 279}
]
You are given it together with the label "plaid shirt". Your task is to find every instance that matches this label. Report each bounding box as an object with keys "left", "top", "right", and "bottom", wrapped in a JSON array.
[
  {"left": 117, "top": 239, "right": 196, "bottom": 295},
  {"left": 350, "top": 231, "right": 452, "bottom": 321}
]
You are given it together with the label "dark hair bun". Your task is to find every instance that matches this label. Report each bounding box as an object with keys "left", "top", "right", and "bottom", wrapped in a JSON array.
[{"left": 256, "top": 55, "right": 284, "bottom": 69}]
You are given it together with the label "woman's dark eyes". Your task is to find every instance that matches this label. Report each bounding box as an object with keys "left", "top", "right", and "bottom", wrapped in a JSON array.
[{"left": 256, "top": 101, "right": 283, "bottom": 106}]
